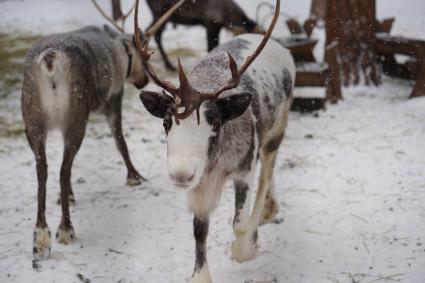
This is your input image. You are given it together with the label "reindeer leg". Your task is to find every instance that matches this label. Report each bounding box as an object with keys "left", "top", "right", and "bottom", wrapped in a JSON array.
[
  {"left": 231, "top": 157, "right": 273, "bottom": 263},
  {"left": 56, "top": 118, "right": 87, "bottom": 244},
  {"left": 259, "top": 106, "right": 290, "bottom": 225},
  {"left": 232, "top": 150, "right": 277, "bottom": 263},
  {"left": 260, "top": 154, "right": 279, "bottom": 225},
  {"left": 191, "top": 216, "right": 212, "bottom": 283},
  {"left": 233, "top": 178, "right": 251, "bottom": 235},
  {"left": 26, "top": 124, "right": 51, "bottom": 260},
  {"left": 231, "top": 176, "right": 257, "bottom": 263},
  {"left": 233, "top": 107, "right": 289, "bottom": 262},
  {"left": 206, "top": 24, "right": 221, "bottom": 51},
  {"left": 150, "top": 21, "right": 176, "bottom": 71},
  {"left": 105, "top": 90, "right": 146, "bottom": 186},
  {"left": 231, "top": 165, "right": 259, "bottom": 260}
]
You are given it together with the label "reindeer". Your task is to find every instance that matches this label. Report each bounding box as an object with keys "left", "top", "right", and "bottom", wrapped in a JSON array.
[
  {"left": 135, "top": 0, "right": 294, "bottom": 281},
  {"left": 23, "top": 1, "right": 184, "bottom": 260},
  {"left": 146, "top": 0, "right": 264, "bottom": 71}
]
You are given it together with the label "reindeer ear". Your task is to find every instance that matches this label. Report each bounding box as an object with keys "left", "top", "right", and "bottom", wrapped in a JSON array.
[
  {"left": 103, "top": 24, "right": 119, "bottom": 38},
  {"left": 140, "top": 91, "right": 173, "bottom": 119},
  {"left": 215, "top": 92, "right": 253, "bottom": 122}
]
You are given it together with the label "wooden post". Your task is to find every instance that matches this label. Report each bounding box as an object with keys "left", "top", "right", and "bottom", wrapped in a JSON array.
[
  {"left": 410, "top": 45, "right": 425, "bottom": 98},
  {"left": 325, "top": 0, "right": 381, "bottom": 86},
  {"left": 111, "top": 0, "right": 124, "bottom": 21},
  {"left": 325, "top": 43, "right": 343, "bottom": 102}
]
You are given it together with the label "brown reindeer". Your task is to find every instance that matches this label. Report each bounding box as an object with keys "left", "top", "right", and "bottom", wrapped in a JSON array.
[{"left": 146, "top": 0, "right": 264, "bottom": 71}]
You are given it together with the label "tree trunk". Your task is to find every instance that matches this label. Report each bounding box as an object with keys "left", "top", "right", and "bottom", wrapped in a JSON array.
[
  {"left": 111, "top": 0, "right": 124, "bottom": 21},
  {"left": 325, "top": 0, "right": 381, "bottom": 86}
]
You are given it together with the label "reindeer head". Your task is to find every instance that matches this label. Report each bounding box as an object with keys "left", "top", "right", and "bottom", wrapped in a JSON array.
[{"left": 135, "top": 0, "right": 280, "bottom": 189}]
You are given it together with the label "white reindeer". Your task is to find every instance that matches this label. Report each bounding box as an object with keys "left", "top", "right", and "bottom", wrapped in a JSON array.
[{"left": 135, "top": 0, "right": 294, "bottom": 282}]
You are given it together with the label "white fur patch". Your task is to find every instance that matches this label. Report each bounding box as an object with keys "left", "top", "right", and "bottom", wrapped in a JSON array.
[
  {"left": 33, "top": 226, "right": 51, "bottom": 260},
  {"left": 56, "top": 226, "right": 76, "bottom": 245},
  {"left": 167, "top": 111, "right": 213, "bottom": 189},
  {"left": 191, "top": 264, "right": 213, "bottom": 283},
  {"left": 37, "top": 49, "right": 71, "bottom": 129},
  {"left": 187, "top": 169, "right": 226, "bottom": 218}
]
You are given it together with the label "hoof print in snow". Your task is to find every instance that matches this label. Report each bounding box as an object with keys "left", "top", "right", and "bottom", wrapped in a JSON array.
[
  {"left": 77, "top": 273, "right": 91, "bottom": 283},
  {"left": 32, "top": 259, "right": 41, "bottom": 271}
]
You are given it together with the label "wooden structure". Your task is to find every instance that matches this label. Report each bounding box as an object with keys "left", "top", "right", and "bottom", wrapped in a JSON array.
[
  {"left": 280, "top": 35, "right": 318, "bottom": 62},
  {"left": 293, "top": 43, "right": 342, "bottom": 103},
  {"left": 376, "top": 34, "right": 425, "bottom": 98},
  {"left": 373, "top": 14, "right": 425, "bottom": 98},
  {"left": 281, "top": 8, "right": 343, "bottom": 106},
  {"left": 270, "top": 13, "right": 343, "bottom": 111},
  {"left": 277, "top": 37, "right": 342, "bottom": 112},
  {"left": 326, "top": 0, "right": 381, "bottom": 86}
]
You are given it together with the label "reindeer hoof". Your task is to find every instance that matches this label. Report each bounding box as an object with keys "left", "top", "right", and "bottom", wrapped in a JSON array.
[
  {"left": 126, "top": 171, "right": 147, "bottom": 186},
  {"left": 127, "top": 177, "right": 141, "bottom": 186},
  {"left": 33, "top": 227, "right": 51, "bottom": 260},
  {"left": 56, "top": 225, "right": 76, "bottom": 244},
  {"left": 191, "top": 264, "right": 213, "bottom": 283},
  {"left": 231, "top": 236, "right": 257, "bottom": 263},
  {"left": 260, "top": 195, "right": 279, "bottom": 225}
]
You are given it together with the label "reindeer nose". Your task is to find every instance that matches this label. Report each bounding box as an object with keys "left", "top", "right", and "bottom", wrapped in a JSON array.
[
  {"left": 168, "top": 157, "right": 196, "bottom": 186},
  {"left": 170, "top": 171, "right": 195, "bottom": 184}
]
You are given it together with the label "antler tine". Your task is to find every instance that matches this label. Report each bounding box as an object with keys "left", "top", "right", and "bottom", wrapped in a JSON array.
[
  {"left": 145, "top": 0, "right": 186, "bottom": 38},
  {"left": 92, "top": 0, "right": 125, "bottom": 33},
  {"left": 123, "top": 3, "right": 136, "bottom": 20},
  {"left": 134, "top": 0, "right": 179, "bottom": 96},
  {"left": 120, "top": 2, "right": 136, "bottom": 30},
  {"left": 208, "top": 0, "right": 281, "bottom": 99}
]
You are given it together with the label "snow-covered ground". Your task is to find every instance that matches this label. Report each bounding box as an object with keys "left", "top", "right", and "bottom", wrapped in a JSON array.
[{"left": 0, "top": 1, "right": 424, "bottom": 283}]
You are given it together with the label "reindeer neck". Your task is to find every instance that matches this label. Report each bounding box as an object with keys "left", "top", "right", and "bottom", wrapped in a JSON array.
[{"left": 121, "top": 41, "right": 132, "bottom": 79}]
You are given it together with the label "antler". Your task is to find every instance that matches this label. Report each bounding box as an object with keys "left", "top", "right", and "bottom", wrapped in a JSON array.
[
  {"left": 145, "top": 0, "right": 186, "bottom": 38},
  {"left": 207, "top": 0, "right": 281, "bottom": 98},
  {"left": 92, "top": 0, "right": 135, "bottom": 33},
  {"left": 134, "top": 0, "right": 182, "bottom": 96},
  {"left": 134, "top": 0, "right": 281, "bottom": 124}
]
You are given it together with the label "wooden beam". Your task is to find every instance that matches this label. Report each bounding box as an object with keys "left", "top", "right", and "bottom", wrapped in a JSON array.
[
  {"left": 410, "top": 49, "right": 425, "bottom": 98},
  {"left": 325, "top": 43, "right": 343, "bottom": 102}
]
